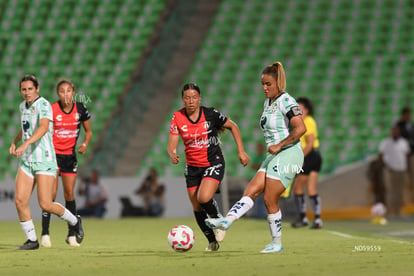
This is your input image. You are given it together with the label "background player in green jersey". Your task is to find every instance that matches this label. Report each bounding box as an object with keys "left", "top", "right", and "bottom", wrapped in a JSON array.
[
  {"left": 9, "top": 75, "right": 83, "bottom": 250},
  {"left": 206, "top": 62, "right": 306, "bottom": 253}
]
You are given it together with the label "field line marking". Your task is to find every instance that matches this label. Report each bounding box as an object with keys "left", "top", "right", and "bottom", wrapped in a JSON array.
[
  {"left": 388, "top": 239, "right": 414, "bottom": 245},
  {"left": 327, "top": 230, "right": 355, "bottom": 238},
  {"left": 328, "top": 231, "right": 414, "bottom": 245}
]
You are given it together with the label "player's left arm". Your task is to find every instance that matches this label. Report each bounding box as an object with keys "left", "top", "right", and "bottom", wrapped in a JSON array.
[
  {"left": 222, "top": 118, "right": 250, "bottom": 166},
  {"left": 268, "top": 114, "right": 306, "bottom": 155},
  {"left": 14, "top": 118, "right": 50, "bottom": 158},
  {"left": 78, "top": 120, "right": 92, "bottom": 154}
]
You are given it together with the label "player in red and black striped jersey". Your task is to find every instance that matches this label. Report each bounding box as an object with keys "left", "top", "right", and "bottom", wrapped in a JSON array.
[
  {"left": 41, "top": 79, "right": 92, "bottom": 247},
  {"left": 168, "top": 83, "right": 250, "bottom": 251}
]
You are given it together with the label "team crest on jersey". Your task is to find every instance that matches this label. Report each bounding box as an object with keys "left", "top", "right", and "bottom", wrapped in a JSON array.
[
  {"left": 260, "top": 116, "right": 266, "bottom": 129},
  {"left": 22, "top": 120, "right": 30, "bottom": 132},
  {"left": 203, "top": 121, "right": 210, "bottom": 130},
  {"left": 75, "top": 113, "right": 80, "bottom": 121}
]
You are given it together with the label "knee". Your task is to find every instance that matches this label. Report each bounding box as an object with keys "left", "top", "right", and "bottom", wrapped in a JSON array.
[
  {"left": 15, "top": 197, "right": 28, "bottom": 210},
  {"left": 64, "top": 191, "right": 75, "bottom": 201},
  {"left": 38, "top": 200, "right": 53, "bottom": 212},
  {"left": 196, "top": 193, "right": 210, "bottom": 205}
]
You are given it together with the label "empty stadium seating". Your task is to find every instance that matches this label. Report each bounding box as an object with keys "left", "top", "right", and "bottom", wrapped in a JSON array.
[
  {"left": 140, "top": 0, "right": 414, "bottom": 178},
  {"left": 0, "top": 0, "right": 166, "bottom": 179},
  {"left": 1, "top": 0, "right": 413, "bottom": 180}
]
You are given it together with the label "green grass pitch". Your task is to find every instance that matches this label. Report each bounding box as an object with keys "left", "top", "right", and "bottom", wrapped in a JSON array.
[{"left": 1, "top": 217, "right": 413, "bottom": 275}]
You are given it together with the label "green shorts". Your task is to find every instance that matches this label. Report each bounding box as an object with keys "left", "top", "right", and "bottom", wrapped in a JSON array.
[
  {"left": 259, "top": 145, "right": 304, "bottom": 188},
  {"left": 19, "top": 160, "right": 58, "bottom": 179}
]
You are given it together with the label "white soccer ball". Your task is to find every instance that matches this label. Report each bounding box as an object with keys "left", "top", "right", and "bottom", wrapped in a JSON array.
[
  {"left": 371, "top": 202, "right": 387, "bottom": 217},
  {"left": 167, "top": 225, "right": 195, "bottom": 252}
]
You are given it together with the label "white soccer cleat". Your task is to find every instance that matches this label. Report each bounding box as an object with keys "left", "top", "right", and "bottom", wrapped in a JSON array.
[
  {"left": 260, "top": 242, "right": 284, "bottom": 254},
  {"left": 66, "top": 236, "right": 80, "bottom": 247},
  {"left": 41, "top": 235, "right": 52, "bottom": 248},
  {"left": 213, "top": 228, "right": 226, "bottom": 242},
  {"left": 205, "top": 217, "right": 232, "bottom": 230}
]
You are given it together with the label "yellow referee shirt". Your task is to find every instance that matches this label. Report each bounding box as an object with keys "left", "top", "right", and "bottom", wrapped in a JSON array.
[{"left": 300, "top": 115, "right": 319, "bottom": 149}]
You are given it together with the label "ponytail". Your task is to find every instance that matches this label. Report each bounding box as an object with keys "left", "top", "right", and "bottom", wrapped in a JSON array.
[{"left": 262, "top": 61, "right": 286, "bottom": 92}]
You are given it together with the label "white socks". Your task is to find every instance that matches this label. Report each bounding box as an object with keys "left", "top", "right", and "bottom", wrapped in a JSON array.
[
  {"left": 20, "top": 220, "right": 37, "bottom": 242},
  {"left": 226, "top": 196, "right": 255, "bottom": 222},
  {"left": 267, "top": 210, "right": 282, "bottom": 244},
  {"left": 60, "top": 208, "right": 78, "bottom": 226}
]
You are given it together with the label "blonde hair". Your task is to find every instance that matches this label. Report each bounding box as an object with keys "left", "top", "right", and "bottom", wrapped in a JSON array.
[{"left": 262, "top": 61, "right": 286, "bottom": 92}]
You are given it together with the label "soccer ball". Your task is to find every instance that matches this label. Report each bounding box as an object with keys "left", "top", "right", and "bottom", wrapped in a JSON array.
[
  {"left": 167, "top": 225, "right": 195, "bottom": 252},
  {"left": 371, "top": 202, "right": 387, "bottom": 217}
]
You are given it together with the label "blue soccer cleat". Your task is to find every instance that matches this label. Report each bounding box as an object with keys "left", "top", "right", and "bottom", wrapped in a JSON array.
[
  {"left": 260, "top": 242, "right": 284, "bottom": 254},
  {"left": 205, "top": 217, "right": 232, "bottom": 230}
]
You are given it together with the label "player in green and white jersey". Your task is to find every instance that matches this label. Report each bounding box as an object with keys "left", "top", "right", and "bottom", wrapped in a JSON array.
[
  {"left": 9, "top": 75, "right": 84, "bottom": 250},
  {"left": 205, "top": 62, "right": 306, "bottom": 253},
  {"left": 18, "top": 86, "right": 55, "bottom": 164}
]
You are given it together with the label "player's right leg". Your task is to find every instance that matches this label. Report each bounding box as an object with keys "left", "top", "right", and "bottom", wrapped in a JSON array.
[
  {"left": 15, "top": 166, "right": 39, "bottom": 250},
  {"left": 205, "top": 171, "right": 265, "bottom": 230}
]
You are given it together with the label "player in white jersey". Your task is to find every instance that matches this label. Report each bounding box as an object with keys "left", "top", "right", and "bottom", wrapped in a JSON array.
[
  {"left": 206, "top": 62, "right": 306, "bottom": 253},
  {"left": 9, "top": 75, "right": 84, "bottom": 250}
]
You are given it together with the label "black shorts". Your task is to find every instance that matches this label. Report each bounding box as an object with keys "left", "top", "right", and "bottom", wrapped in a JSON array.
[
  {"left": 185, "top": 162, "right": 225, "bottom": 191},
  {"left": 301, "top": 149, "right": 322, "bottom": 175},
  {"left": 56, "top": 154, "right": 78, "bottom": 175}
]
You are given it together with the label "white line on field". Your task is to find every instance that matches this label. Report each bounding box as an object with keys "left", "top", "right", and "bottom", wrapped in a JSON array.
[
  {"left": 327, "top": 230, "right": 355, "bottom": 238},
  {"left": 388, "top": 239, "right": 414, "bottom": 245},
  {"left": 328, "top": 231, "right": 414, "bottom": 245}
]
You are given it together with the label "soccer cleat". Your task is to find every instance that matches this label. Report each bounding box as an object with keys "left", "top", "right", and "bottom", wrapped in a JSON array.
[
  {"left": 205, "top": 217, "right": 232, "bottom": 230},
  {"left": 310, "top": 219, "right": 323, "bottom": 229},
  {"left": 213, "top": 228, "right": 226, "bottom": 242},
  {"left": 260, "top": 242, "right": 283, "bottom": 254},
  {"left": 41, "top": 235, "right": 52, "bottom": 248},
  {"left": 75, "top": 215, "right": 84, "bottom": 244},
  {"left": 205, "top": 241, "right": 219, "bottom": 252},
  {"left": 291, "top": 218, "right": 309, "bottom": 228},
  {"left": 65, "top": 236, "right": 80, "bottom": 247},
  {"left": 18, "top": 239, "right": 39, "bottom": 250}
]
